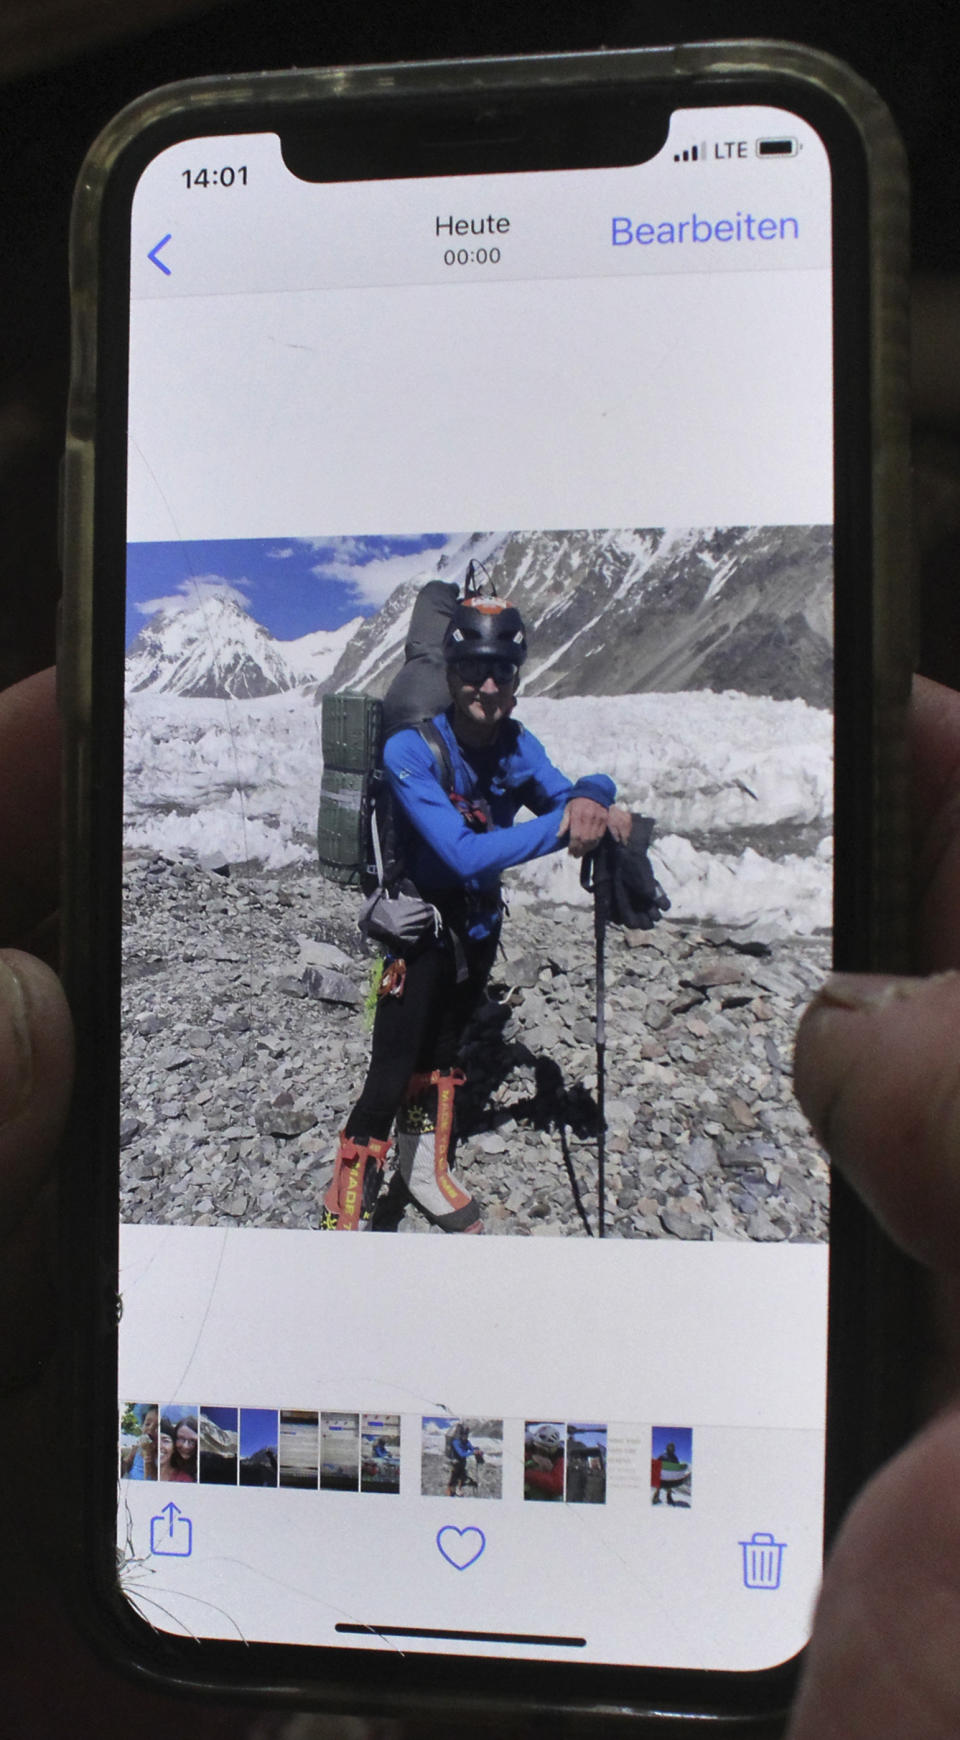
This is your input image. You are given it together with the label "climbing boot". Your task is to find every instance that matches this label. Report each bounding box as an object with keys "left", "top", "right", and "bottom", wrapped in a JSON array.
[
  {"left": 396, "top": 1069, "right": 483, "bottom": 1233},
  {"left": 321, "top": 1132, "right": 390, "bottom": 1230},
  {"left": 370, "top": 1168, "right": 412, "bottom": 1232}
]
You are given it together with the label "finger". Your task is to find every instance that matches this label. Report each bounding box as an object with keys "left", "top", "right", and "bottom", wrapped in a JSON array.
[
  {"left": 0, "top": 949, "right": 73, "bottom": 1243},
  {"left": 567, "top": 820, "right": 605, "bottom": 857},
  {"left": 0, "top": 668, "right": 60, "bottom": 947},
  {"left": 794, "top": 971, "right": 960, "bottom": 1271},
  {"left": 911, "top": 675, "right": 960, "bottom": 969},
  {"left": 788, "top": 1406, "right": 960, "bottom": 1739}
]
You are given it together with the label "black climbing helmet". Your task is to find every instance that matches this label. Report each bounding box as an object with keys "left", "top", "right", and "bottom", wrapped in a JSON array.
[{"left": 443, "top": 596, "right": 528, "bottom": 669}]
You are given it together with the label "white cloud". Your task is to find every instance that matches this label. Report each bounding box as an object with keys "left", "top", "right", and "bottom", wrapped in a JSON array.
[
  {"left": 309, "top": 535, "right": 463, "bottom": 608},
  {"left": 136, "top": 574, "right": 251, "bottom": 617},
  {"left": 267, "top": 546, "right": 295, "bottom": 559}
]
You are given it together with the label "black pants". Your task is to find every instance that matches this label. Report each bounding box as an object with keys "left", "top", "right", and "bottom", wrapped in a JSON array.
[{"left": 345, "top": 932, "right": 498, "bottom": 1143}]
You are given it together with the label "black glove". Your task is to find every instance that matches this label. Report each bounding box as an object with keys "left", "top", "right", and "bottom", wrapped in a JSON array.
[{"left": 580, "top": 814, "right": 671, "bottom": 930}]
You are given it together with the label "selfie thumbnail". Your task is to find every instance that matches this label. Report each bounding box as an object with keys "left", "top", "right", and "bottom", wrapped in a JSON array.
[
  {"left": 524, "top": 1421, "right": 566, "bottom": 1501},
  {"left": 651, "top": 1426, "right": 693, "bottom": 1508},
  {"left": 420, "top": 1417, "right": 503, "bottom": 1500},
  {"left": 120, "top": 1402, "right": 158, "bottom": 1480},
  {"left": 156, "top": 1405, "right": 198, "bottom": 1483}
]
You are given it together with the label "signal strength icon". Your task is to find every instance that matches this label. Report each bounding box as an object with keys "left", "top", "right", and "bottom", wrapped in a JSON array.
[{"left": 674, "top": 143, "right": 707, "bottom": 163}]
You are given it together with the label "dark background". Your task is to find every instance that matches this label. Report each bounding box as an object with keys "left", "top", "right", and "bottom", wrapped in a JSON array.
[
  {"left": 2, "top": 0, "right": 960, "bottom": 695},
  {"left": 2, "top": 3, "right": 959, "bottom": 1736}
]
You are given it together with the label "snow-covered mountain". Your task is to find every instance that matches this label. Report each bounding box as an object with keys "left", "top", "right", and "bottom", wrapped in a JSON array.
[
  {"left": 324, "top": 526, "right": 833, "bottom": 709},
  {"left": 126, "top": 592, "right": 361, "bottom": 700},
  {"left": 276, "top": 616, "right": 364, "bottom": 690},
  {"left": 126, "top": 527, "right": 831, "bottom": 708}
]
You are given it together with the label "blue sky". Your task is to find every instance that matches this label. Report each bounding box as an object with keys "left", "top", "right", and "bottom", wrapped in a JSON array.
[
  {"left": 160, "top": 1402, "right": 197, "bottom": 1427},
  {"left": 652, "top": 1426, "right": 693, "bottom": 1462},
  {"left": 567, "top": 1425, "right": 607, "bottom": 1452},
  {"left": 240, "top": 1408, "right": 279, "bottom": 1458},
  {"left": 202, "top": 1406, "right": 238, "bottom": 1433},
  {"left": 125, "top": 533, "right": 458, "bottom": 648}
]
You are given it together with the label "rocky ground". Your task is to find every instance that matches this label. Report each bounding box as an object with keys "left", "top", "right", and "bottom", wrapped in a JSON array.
[
  {"left": 120, "top": 853, "right": 830, "bottom": 1241},
  {"left": 421, "top": 1449, "right": 502, "bottom": 1501}
]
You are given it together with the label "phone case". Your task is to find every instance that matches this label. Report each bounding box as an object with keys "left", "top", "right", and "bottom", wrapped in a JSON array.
[{"left": 60, "top": 43, "right": 913, "bottom": 1724}]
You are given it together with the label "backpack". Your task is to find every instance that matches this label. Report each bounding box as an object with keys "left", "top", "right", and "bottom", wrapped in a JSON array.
[{"left": 316, "top": 581, "right": 459, "bottom": 890}]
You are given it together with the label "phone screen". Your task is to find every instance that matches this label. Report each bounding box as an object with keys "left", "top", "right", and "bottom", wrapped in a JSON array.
[{"left": 115, "top": 93, "right": 833, "bottom": 1679}]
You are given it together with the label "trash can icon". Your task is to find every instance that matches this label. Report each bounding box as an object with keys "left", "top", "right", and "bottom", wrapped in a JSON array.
[{"left": 739, "top": 1531, "right": 786, "bottom": 1590}]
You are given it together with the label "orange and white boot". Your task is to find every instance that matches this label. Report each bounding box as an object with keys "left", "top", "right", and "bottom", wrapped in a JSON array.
[
  {"left": 397, "top": 1070, "right": 483, "bottom": 1233},
  {"left": 321, "top": 1132, "right": 390, "bottom": 1231}
]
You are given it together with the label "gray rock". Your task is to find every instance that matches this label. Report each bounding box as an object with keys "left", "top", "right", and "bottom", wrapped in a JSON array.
[
  {"left": 276, "top": 976, "right": 308, "bottom": 998},
  {"left": 507, "top": 954, "right": 542, "bottom": 989},
  {"left": 476, "top": 1132, "right": 508, "bottom": 1155},
  {"left": 685, "top": 961, "right": 746, "bottom": 989},
  {"left": 299, "top": 966, "right": 364, "bottom": 1007},
  {"left": 746, "top": 1208, "right": 789, "bottom": 1241},
  {"left": 295, "top": 937, "right": 354, "bottom": 971},
  {"left": 157, "top": 1047, "right": 193, "bottom": 1071},
  {"left": 659, "top": 1210, "right": 712, "bottom": 1241},
  {"left": 683, "top": 1135, "right": 717, "bottom": 1175}
]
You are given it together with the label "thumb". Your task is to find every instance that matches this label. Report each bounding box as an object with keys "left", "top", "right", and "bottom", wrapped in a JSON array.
[
  {"left": 794, "top": 970, "right": 960, "bottom": 1273},
  {"left": 0, "top": 949, "right": 73, "bottom": 1242},
  {"left": 787, "top": 1407, "right": 960, "bottom": 1739}
]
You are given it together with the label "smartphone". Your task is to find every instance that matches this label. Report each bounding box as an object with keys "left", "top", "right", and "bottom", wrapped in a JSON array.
[{"left": 60, "top": 44, "right": 913, "bottom": 1723}]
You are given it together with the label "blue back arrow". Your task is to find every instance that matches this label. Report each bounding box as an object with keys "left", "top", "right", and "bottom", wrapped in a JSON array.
[{"left": 148, "top": 234, "right": 172, "bottom": 275}]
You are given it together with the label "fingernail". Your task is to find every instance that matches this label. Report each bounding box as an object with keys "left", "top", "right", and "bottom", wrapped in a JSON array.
[
  {"left": 0, "top": 958, "right": 33, "bottom": 1126},
  {"left": 811, "top": 969, "right": 960, "bottom": 1013}
]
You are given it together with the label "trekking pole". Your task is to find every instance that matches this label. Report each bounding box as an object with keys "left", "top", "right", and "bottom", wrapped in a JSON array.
[{"left": 583, "top": 838, "right": 614, "bottom": 1238}]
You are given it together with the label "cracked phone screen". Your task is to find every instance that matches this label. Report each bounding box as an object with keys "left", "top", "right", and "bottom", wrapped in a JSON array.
[{"left": 117, "top": 100, "right": 833, "bottom": 1670}]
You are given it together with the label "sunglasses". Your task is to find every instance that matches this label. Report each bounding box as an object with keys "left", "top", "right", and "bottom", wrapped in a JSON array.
[{"left": 454, "top": 657, "right": 518, "bottom": 686}]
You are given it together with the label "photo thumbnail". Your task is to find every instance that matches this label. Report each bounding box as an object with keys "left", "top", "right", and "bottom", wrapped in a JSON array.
[
  {"left": 156, "top": 1405, "right": 199, "bottom": 1483},
  {"left": 239, "top": 1408, "right": 279, "bottom": 1488},
  {"left": 320, "top": 1412, "right": 360, "bottom": 1492},
  {"left": 279, "top": 1410, "right": 319, "bottom": 1489},
  {"left": 199, "top": 1406, "right": 238, "bottom": 1484},
  {"left": 524, "top": 1421, "right": 565, "bottom": 1501},
  {"left": 565, "top": 1424, "right": 607, "bottom": 1504},
  {"left": 121, "top": 527, "right": 833, "bottom": 1243},
  {"left": 420, "top": 1417, "right": 503, "bottom": 1500},
  {"left": 360, "top": 1415, "right": 401, "bottom": 1494},
  {"left": 651, "top": 1426, "right": 693, "bottom": 1508},
  {"left": 119, "top": 1402, "right": 158, "bottom": 1480}
]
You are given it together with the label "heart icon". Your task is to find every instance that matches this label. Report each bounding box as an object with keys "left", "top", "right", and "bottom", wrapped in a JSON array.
[{"left": 436, "top": 1525, "right": 486, "bottom": 1570}]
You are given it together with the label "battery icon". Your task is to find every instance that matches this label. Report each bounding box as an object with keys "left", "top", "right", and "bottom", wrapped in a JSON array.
[{"left": 756, "top": 137, "right": 798, "bottom": 158}]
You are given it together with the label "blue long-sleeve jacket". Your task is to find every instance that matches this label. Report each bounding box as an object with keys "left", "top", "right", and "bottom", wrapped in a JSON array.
[{"left": 383, "top": 710, "right": 615, "bottom": 936}]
